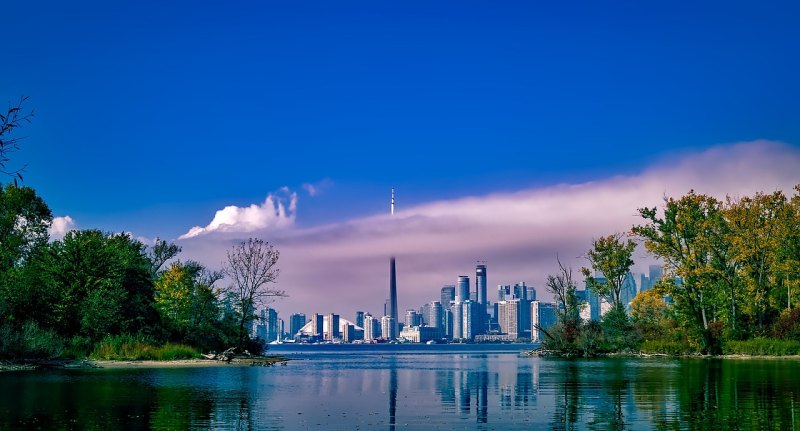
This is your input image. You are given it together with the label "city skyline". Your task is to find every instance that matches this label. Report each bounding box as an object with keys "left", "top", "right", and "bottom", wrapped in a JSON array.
[{"left": 3, "top": 2, "right": 799, "bottom": 319}]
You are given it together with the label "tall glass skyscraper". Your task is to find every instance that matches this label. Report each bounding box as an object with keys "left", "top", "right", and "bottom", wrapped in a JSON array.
[
  {"left": 440, "top": 285, "right": 455, "bottom": 308},
  {"left": 476, "top": 264, "right": 487, "bottom": 305},
  {"left": 456, "top": 276, "right": 470, "bottom": 303}
]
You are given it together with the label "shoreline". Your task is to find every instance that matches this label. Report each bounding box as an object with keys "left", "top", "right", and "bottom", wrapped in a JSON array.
[
  {"left": 525, "top": 349, "right": 800, "bottom": 360},
  {"left": 0, "top": 355, "right": 290, "bottom": 372}
]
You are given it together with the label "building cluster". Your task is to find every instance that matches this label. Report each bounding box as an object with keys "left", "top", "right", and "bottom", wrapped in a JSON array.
[{"left": 252, "top": 262, "right": 665, "bottom": 345}]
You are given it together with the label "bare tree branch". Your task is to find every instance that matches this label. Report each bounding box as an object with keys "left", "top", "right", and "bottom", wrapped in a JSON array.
[{"left": 223, "top": 238, "right": 285, "bottom": 349}]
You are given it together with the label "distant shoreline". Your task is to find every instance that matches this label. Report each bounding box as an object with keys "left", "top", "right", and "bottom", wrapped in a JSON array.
[{"left": 0, "top": 356, "right": 290, "bottom": 372}]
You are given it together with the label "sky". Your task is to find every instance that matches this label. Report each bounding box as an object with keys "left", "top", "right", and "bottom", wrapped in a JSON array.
[{"left": 2, "top": 1, "right": 800, "bottom": 319}]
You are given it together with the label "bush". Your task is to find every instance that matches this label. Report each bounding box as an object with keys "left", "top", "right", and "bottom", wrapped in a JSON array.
[
  {"left": 90, "top": 334, "right": 199, "bottom": 360},
  {"left": 0, "top": 321, "right": 63, "bottom": 359},
  {"left": 723, "top": 338, "right": 800, "bottom": 356},
  {"left": 601, "top": 305, "right": 641, "bottom": 352},
  {"left": 773, "top": 308, "right": 800, "bottom": 340}
]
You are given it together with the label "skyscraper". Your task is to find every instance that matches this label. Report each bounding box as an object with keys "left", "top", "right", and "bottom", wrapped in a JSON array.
[
  {"left": 355, "top": 311, "right": 365, "bottom": 328},
  {"left": 476, "top": 263, "right": 487, "bottom": 305},
  {"left": 381, "top": 315, "right": 396, "bottom": 340},
  {"left": 324, "top": 313, "right": 340, "bottom": 341},
  {"left": 289, "top": 313, "right": 307, "bottom": 337},
  {"left": 311, "top": 313, "right": 324, "bottom": 338},
  {"left": 474, "top": 264, "right": 488, "bottom": 336},
  {"left": 456, "top": 276, "right": 470, "bottom": 303},
  {"left": 440, "top": 285, "right": 455, "bottom": 308}
]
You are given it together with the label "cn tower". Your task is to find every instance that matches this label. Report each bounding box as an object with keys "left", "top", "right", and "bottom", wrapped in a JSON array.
[{"left": 388, "top": 188, "right": 398, "bottom": 339}]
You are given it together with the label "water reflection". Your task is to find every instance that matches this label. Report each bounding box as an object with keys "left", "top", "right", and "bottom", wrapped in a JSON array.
[{"left": 1, "top": 351, "right": 800, "bottom": 430}]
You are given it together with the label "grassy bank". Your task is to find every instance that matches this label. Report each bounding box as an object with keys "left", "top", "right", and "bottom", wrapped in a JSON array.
[
  {"left": 89, "top": 335, "right": 200, "bottom": 361},
  {"left": 722, "top": 338, "right": 800, "bottom": 356}
]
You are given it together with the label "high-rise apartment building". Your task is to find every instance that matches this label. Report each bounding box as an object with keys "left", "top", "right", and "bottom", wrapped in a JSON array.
[
  {"left": 311, "top": 313, "right": 324, "bottom": 338},
  {"left": 530, "top": 301, "right": 557, "bottom": 343},
  {"left": 363, "top": 313, "right": 381, "bottom": 340},
  {"left": 381, "top": 315, "right": 396, "bottom": 340},
  {"left": 324, "top": 313, "right": 340, "bottom": 341}
]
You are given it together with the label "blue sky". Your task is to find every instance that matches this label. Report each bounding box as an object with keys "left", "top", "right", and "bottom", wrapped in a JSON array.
[{"left": 4, "top": 2, "right": 800, "bottom": 315}]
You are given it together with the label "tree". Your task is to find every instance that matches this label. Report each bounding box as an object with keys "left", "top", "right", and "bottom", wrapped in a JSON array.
[
  {"left": 581, "top": 233, "right": 636, "bottom": 309},
  {"left": 630, "top": 288, "right": 669, "bottom": 340},
  {"left": 223, "top": 238, "right": 285, "bottom": 350},
  {"left": 726, "top": 190, "right": 787, "bottom": 333},
  {"left": 541, "top": 257, "right": 582, "bottom": 352},
  {"left": 146, "top": 238, "right": 181, "bottom": 278},
  {"left": 546, "top": 256, "right": 580, "bottom": 323},
  {"left": 632, "top": 191, "right": 726, "bottom": 353},
  {"left": 0, "top": 184, "right": 52, "bottom": 272},
  {"left": 0, "top": 96, "right": 33, "bottom": 184}
]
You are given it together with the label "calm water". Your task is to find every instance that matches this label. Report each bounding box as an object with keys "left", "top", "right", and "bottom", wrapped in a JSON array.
[{"left": 1, "top": 344, "right": 799, "bottom": 430}]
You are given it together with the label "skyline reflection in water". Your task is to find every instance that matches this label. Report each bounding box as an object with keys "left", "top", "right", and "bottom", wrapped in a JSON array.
[{"left": 1, "top": 345, "right": 799, "bottom": 430}]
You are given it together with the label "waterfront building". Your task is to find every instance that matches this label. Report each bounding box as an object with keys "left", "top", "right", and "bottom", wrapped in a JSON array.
[
  {"left": 530, "top": 301, "right": 557, "bottom": 343},
  {"left": 264, "top": 308, "right": 279, "bottom": 342},
  {"left": 399, "top": 325, "right": 440, "bottom": 343},
  {"left": 342, "top": 323, "right": 356, "bottom": 343},
  {"left": 451, "top": 302, "right": 464, "bottom": 340},
  {"left": 324, "top": 313, "right": 340, "bottom": 341},
  {"left": 381, "top": 315, "right": 396, "bottom": 340},
  {"left": 289, "top": 313, "right": 307, "bottom": 337},
  {"left": 496, "top": 300, "right": 521, "bottom": 339},
  {"left": 311, "top": 313, "right": 324, "bottom": 338},
  {"left": 363, "top": 313, "right": 381, "bottom": 341},
  {"left": 461, "top": 300, "right": 480, "bottom": 340}
]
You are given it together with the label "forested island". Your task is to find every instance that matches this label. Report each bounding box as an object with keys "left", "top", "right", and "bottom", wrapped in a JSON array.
[{"left": 541, "top": 185, "right": 800, "bottom": 357}]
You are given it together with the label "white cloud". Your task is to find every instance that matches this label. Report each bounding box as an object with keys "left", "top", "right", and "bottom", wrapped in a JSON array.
[
  {"left": 49, "top": 216, "right": 76, "bottom": 240},
  {"left": 177, "top": 140, "right": 800, "bottom": 319},
  {"left": 302, "top": 178, "right": 333, "bottom": 197},
  {"left": 179, "top": 189, "right": 297, "bottom": 239}
]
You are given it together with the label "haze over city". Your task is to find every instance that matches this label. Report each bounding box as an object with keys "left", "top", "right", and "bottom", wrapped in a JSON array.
[{"left": 4, "top": 1, "right": 799, "bottom": 319}]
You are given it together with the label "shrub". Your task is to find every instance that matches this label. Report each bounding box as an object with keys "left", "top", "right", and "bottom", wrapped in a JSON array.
[
  {"left": 90, "top": 334, "right": 199, "bottom": 360},
  {"left": 0, "top": 321, "right": 63, "bottom": 359},
  {"left": 773, "top": 308, "right": 800, "bottom": 340},
  {"left": 640, "top": 339, "right": 695, "bottom": 355},
  {"left": 723, "top": 338, "right": 800, "bottom": 356}
]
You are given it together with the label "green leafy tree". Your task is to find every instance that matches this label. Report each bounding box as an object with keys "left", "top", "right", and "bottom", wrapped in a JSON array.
[
  {"left": 30, "top": 230, "right": 159, "bottom": 342},
  {"left": 0, "top": 184, "right": 52, "bottom": 272},
  {"left": 726, "top": 190, "right": 788, "bottom": 333},
  {"left": 581, "top": 233, "right": 636, "bottom": 309},
  {"left": 633, "top": 191, "right": 725, "bottom": 353}
]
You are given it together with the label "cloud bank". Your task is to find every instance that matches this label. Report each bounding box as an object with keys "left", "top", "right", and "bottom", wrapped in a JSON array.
[
  {"left": 178, "top": 140, "right": 800, "bottom": 319},
  {"left": 179, "top": 188, "right": 297, "bottom": 239},
  {"left": 49, "top": 216, "right": 76, "bottom": 240}
]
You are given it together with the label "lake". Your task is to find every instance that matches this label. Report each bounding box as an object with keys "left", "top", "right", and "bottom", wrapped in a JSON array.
[{"left": 1, "top": 344, "right": 798, "bottom": 430}]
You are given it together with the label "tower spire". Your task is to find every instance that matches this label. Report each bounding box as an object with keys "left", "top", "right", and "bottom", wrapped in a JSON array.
[{"left": 391, "top": 187, "right": 395, "bottom": 215}]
